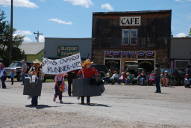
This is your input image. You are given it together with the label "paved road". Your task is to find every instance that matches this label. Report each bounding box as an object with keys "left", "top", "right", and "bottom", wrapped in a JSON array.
[{"left": 0, "top": 81, "right": 191, "bottom": 128}]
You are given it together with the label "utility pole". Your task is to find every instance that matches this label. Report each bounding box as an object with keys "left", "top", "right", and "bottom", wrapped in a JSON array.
[
  {"left": 9, "top": 0, "right": 13, "bottom": 64},
  {"left": 34, "top": 31, "right": 43, "bottom": 42}
]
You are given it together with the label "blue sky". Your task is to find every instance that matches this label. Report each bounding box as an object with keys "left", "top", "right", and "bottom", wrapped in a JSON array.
[{"left": 0, "top": 0, "right": 191, "bottom": 42}]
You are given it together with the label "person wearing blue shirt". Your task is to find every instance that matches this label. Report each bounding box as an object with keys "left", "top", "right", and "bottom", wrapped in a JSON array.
[
  {"left": 10, "top": 69, "right": 15, "bottom": 85},
  {"left": 0, "top": 63, "right": 6, "bottom": 89}
]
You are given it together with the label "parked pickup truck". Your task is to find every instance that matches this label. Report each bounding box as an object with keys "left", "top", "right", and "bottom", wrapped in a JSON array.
[{"left": 4, "top": 61, "right": 32, "bottom": 81}]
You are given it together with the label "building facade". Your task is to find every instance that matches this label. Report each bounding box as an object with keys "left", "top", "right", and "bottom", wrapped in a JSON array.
[
  {"left": 20, "top": 42, "right": 44, "bottom": 62},
  {"left": 92, "top": 10, "right": 172, "bottom": 73},
  {"left": 45, "top": 38, "right": 92, "bottom": 60},
  {"left": 171, "top": 37, "right": 191, "bottom": 70}
]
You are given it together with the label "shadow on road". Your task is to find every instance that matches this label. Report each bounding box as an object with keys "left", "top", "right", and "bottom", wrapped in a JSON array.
[
  {"left": 57, "top": 102, "right": 74, "bottom": 105},
  {"left": 78, "top": 103, "right": 111, "bottom": 107},
  {"left": 25, "top": 104, "right": 60, "bottom": 109}
]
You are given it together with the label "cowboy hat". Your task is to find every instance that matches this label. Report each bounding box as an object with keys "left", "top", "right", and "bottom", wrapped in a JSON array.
[{"left": 81, "top": 59, "right": 93, "bottom": 67}]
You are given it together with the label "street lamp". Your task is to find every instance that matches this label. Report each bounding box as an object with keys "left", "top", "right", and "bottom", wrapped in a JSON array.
[{"left": 9, "top": 0, "right": 13, "bottom": 64}]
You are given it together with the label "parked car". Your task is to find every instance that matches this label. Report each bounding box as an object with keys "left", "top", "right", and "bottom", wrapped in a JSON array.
[
  {"left": 4, "top": 61, "right": 32, "bottom": 81},
  {"left": 90, "top": 64, "right": 108, "bottom": 78}
]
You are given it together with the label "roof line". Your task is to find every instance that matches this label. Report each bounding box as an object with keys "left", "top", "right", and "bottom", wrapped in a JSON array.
[
  {"left": 93, "top": 10, "right": 172, "bottom": 15},
  {"left": 45, "top": 37, "right": 92, "bottom": 40}
]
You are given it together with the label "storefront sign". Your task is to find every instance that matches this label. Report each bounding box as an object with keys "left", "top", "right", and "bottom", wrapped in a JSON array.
[
  {"left": 104, "top": 51, "right": 155, "bottom": 59},
  {"left": 42, "top": 53, "right": 82, "bottom": 75},
  {"left": 120, "top": 16, "right": 141, "bottom": 26},
  {"left": 57, "top": 46, "right": 79, "bottom": 57}
]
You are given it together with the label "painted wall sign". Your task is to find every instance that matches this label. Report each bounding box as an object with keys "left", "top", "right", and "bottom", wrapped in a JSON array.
[
  {"left": 120, "top": 16, "right": 141, "bottom": 26},
  {"left": 57, "top": 46, "right": 79, "bottom": 57},
  {"left": 104, "top": 50, "right": 155, "bottom": 59}
]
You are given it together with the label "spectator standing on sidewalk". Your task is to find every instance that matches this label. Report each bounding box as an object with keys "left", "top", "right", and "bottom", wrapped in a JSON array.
[
  {"left": 10, "top": 69, "right": 15, "bottom": 85},
  {"left": 0, "top": 63, "right": 6, "bottom": 89},
  {"left": 155, "top": 64, "right": 161, "bottom": 93}
]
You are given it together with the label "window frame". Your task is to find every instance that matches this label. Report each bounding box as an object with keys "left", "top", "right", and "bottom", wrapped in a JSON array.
[{"left": 122, "top": 29, "right": 138, "bottom": 46}]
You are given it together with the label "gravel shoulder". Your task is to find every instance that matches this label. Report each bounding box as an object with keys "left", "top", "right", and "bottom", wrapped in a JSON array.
[{"left": 0, "top": 81, "right": 191, "bottom": 128}]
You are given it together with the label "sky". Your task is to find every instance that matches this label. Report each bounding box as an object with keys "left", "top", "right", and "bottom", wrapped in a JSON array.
[{"left": 0, "top": 0, "right": 191, "bottom": 43}]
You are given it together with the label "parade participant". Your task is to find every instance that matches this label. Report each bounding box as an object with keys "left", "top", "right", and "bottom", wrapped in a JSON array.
[
  {"left": 0, "top": 63, "right": 6, "bottom": 89},
  {"left": 77, "top": 59, "right": 99, "bottom": 105},
  {"left": 21, "top": 60, "right": 28, "bottom": 85},
  {"left": 26, "top": 62, "right": 42, "bottom": 106},
  {"left": 53, "top": 73, "right": 65, "bottom": 103},
  {"left": 67, "top": 70, "right": 78, "bottom": 96}
]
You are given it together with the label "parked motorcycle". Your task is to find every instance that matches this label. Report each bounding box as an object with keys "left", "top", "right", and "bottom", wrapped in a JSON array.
[{"left": 184, "top": 74, "right": 191, "bottom": 88}]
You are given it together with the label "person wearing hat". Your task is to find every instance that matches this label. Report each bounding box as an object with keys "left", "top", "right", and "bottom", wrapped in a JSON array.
[
  {"left": 27, "top": 63, "right": 42, "bottom": 106},
  {"left": 77, "top": 59, "right": 99, "bottom": 105}
]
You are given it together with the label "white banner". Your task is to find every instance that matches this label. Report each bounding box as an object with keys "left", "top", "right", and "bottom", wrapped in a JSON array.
[{"left": 42, "top": 53, "right": 82, "bottom": 75}]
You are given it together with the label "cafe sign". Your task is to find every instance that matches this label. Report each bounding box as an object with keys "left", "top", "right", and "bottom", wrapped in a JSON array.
[{"left": 120, "top": 16, "right": 141, "bottom": 26}]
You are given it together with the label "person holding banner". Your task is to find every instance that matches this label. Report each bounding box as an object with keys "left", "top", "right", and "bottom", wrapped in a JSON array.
[
  {"left": 53, "top": 74, "right": 65, "bottom": 103},
  {"left": 67, "top": 70, "right": 78, "bottom": 96},
  {"left": 77, "top": 59, "right": 99, "bottom": 105},
  {"left": 24, "top": 62, "right": 42, "bottom": 107}
]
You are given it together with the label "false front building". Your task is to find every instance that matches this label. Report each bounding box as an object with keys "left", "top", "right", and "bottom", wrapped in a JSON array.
[{"left": 92, "top": 10, "right": 172, "bottom": 73}]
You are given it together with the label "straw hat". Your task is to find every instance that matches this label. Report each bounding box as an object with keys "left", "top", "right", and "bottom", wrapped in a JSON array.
[
  {"left": 81, "top": 59, "right": 93, "bottom": 67},
  {"left": 33, "top": 59, "right": 42, "bottom": 64}
]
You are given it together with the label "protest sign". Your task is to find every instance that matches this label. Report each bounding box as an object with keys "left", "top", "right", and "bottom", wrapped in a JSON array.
[{"left": 42, "top": 53, "right": 82, "bottom": 75}]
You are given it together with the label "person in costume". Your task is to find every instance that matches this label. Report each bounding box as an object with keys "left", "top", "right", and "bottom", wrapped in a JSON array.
[
  {"left": 53, "top": 74, "right": 65, "bottom": 103},
  {"left": 28, "top": 62, "right": 42, "bottom": 106},
  {"left": 77, "top": 59, "right": 99, "bottom": 105}
]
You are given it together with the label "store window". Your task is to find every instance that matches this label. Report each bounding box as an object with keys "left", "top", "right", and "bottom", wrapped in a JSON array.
[
  {"left": 105, "top": 59, "right": 120, "bottom": 73},
  {"left": 122, "top": 29, "right": 138, "bottom": 45}
]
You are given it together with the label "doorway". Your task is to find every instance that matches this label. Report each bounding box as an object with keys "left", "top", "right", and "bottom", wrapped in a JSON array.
[{"left": 138, "top": 60, "right": 154, "bottom": 73}]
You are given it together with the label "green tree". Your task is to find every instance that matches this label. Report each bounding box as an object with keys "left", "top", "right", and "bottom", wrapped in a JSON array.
[
  {"left": 0, "top": 9, "right": 25, "bottom": 66},
  {"left": 189, "top": 28, "right": 191, "bottom": 37}
]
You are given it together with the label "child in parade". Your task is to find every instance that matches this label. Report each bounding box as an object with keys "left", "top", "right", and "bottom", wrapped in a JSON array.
[
  {"left": 28, "top": 63, "right": 42, "bottom": 106},
  {"left": 53, "top": 74, "right": 65, "bottom": 103}
]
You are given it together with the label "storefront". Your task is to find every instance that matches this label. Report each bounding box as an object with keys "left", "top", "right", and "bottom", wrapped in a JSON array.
[
  {"left": 92, "top": 10, "right": 171, "bottom": 73},
  {"left": 104, "top": 50, "right": 155, "bottom": 73}
]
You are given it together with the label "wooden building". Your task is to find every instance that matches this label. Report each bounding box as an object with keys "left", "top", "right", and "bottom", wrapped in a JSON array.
[{"left": 92, "top": 10, "right": 172, "bottom": 73}]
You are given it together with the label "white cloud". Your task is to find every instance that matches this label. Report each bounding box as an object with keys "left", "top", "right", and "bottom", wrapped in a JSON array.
[
  {"left": 39, "top": 0, "right": 46, "bottom": 2},
  {"left": 39, "top": 35, "right": 45, "bottom": 42},
  {"left": 23, "top": 36, "right": 33, "bottom": 42},
  {"left": 0, "top": 0, "right": 38, "bottom": 8},
  {"left": 101, "top": 3, "right": 114, "bottom": 11},
  {"left": 48, "top": 18, "right": 72, "bottom": 25},
  {"left": 64, "top": 0, "right": 93, "bottom": 8},
  {"left": 175, "top": 33, "right": 187, "bottom": 37},
  {"left": 13, "top": 30, "right": 33, "bottom": 42},
  {"left": 175, "top": 0, "right": 191, "bottom": 2},
  {"left": 14, "top": 30, "right": 33, "bottom": 36}
]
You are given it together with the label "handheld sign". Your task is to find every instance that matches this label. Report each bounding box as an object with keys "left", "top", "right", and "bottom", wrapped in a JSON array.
[{"left": 42, "top": 53, "right": 82, "bottom": 75}]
